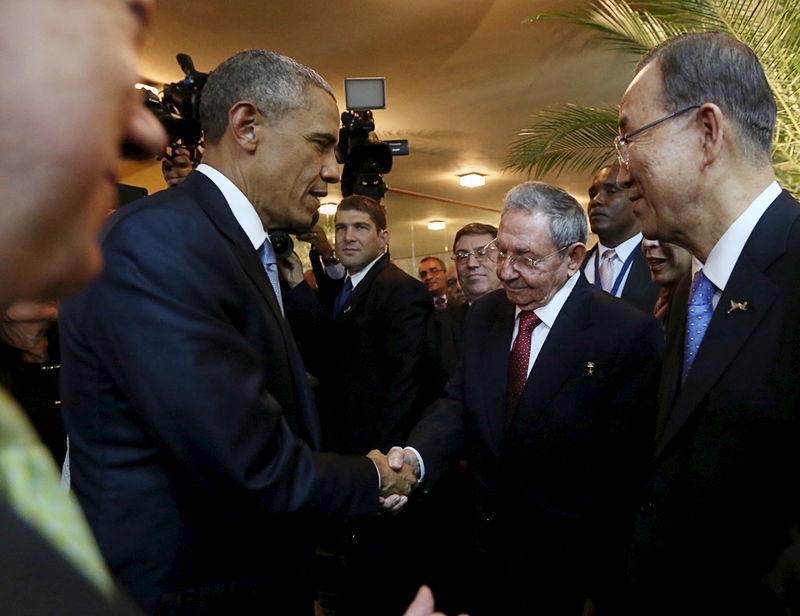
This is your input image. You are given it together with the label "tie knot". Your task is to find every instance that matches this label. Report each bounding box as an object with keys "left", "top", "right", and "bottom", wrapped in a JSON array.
[
  {"left": 602, "top": 248, "right": 617, "bottom": 262},
  {"left": 689, "top": 269, "right": 716, "bottom": 305},
  {"left": 518, "top": 311, "right": 541, "bottom": 332}
]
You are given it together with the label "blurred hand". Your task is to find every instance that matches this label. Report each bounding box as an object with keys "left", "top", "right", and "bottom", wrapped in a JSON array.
[
  {"left": 277, "top": 252, "right": 305, "bottom": 289},
  {"left": 161, "top": 147, "right": 193, "bottom": 187},
  {"left": 403, "top": 585, "right": 469, "bottom": 616},
  {"left": 367, "top": 449, "right": 416, "bottom": 498},
  {"left": 296, "top": 225, "right": 335, "bottom": 259}
]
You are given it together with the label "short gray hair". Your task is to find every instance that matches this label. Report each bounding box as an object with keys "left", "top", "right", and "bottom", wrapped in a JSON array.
[
  {"left": 200, "top": 49, "right": 334, "bottom": 144},
  {"left": 636, "top": 32, "right": 775, "bottom": 161},
  {"left": 502, "top": 181, "right": 588, "bottom": 247}
]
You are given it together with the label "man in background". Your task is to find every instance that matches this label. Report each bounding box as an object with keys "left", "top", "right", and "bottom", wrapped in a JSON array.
[
  {"left": 419, "top": 256, "right": 448, "bottom": 310},
  {"left": 641, "top": 238, "right": 691, "bottom": 322},
  {"left": 583, "top": 165, "right": 659, "bottom": 313}
]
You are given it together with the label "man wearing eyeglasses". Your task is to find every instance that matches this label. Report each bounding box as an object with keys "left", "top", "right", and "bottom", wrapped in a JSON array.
[
  {"left": 583, "top": 165, "right": 660, "bottom": 313},
  {"left": 419, "top": 257, "right": 449, "bottom": 310},
  {"left": 429, "top": 223, "right": 501, "bottom": 383},
  {"left": 386, "top": 181, "right": 663, "bottom": 614},
  {"left": 614, "top": 32, "right": 800, "bottom": 615}
]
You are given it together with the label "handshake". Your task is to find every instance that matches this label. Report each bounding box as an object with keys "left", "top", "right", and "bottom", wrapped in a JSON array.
[{"left": 366, "top": 446, "right": 421, "bottom": 514}]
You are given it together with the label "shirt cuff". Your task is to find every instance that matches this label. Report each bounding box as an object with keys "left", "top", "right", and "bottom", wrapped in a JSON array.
[{"left": 405, "top": 446, "right": 425, "bottom": 482}]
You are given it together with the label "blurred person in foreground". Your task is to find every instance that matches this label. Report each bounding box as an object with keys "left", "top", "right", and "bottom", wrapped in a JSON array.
[{"left": 0, "top": 0, "right": 165, "bottom": 612}]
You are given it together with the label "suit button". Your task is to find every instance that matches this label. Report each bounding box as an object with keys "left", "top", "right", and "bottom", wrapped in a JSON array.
[{"left": 639, "top": 501, "right": 655, "bottom": 513}]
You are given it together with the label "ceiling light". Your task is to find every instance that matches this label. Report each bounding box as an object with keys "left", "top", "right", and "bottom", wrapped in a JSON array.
[
  {"left": 135, "top": 82, "right": 160, "bottom": 96},
  {"left": 319, "top": 202, "right": 338, "bottom": 215},
  {"left": 427, "top": 220, "right": 446, "bottom": 230},
  {"left": 459, "top": 173, "right": 486, "bottom": 188}
]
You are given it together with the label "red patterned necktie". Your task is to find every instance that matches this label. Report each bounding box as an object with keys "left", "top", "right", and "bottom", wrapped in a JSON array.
[{"left": 506, "top": 310, "right": 541, "bottom": 425}]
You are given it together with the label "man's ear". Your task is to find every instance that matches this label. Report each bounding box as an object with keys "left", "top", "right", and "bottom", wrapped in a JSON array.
[
  {"left": 698, "top": 102, "right": 725, "bottom": 168},
  {"left": 378, "top": 228, "right": 390, "bottom": 250},
  {"left": 228, "top": 101, "right": 261, "bottom": 153},
  {"left": 566, "top": 242, "right": 586, "bottom": 274}
]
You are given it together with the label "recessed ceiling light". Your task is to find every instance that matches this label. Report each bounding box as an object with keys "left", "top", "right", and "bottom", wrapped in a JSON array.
[
  {"left": 319, "top": 202, "right": 338, "bottom": 215},
  {"left": 427, "top": 220, "right": 446, "bottom": 230},
  {"left": 459, "top": 173, "right": 486, "bottom": 188}
]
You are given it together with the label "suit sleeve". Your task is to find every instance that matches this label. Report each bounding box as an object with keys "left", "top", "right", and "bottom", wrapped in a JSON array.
[{"left": 77, "top": 206, "right": 377, "bottom": 519}]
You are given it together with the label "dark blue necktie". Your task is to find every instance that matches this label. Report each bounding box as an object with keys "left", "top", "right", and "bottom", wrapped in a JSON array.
[
  {"left": 682, "top": 269, "right": 715, "bottom": 380},
  {"left": 334, "top": 277, "right": 353, "bottom": 316}
]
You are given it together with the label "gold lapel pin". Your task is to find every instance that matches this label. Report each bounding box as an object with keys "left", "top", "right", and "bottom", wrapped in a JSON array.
[
  {"left": 727, "top": 300, "right": 749, "bottom": 314},
  {"left": 586, "top": 361, "right": 595, "bottom": 376}
]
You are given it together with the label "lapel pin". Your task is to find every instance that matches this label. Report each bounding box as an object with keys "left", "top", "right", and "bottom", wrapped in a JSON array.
[
  {"left": 343, "top": 306, "right": 352, "bottom": 315},
  {"left": 586, "top": 361, "right": 595, "bottom": 376},
  {"left": 727, "top": 300, "right": 749, "bottom": 314}
]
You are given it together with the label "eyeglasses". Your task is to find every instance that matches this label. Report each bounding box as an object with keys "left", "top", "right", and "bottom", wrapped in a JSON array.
[
  {"left": 484, "top": 239, "right": 568, "bottom": 273},
  {"left": 451, "top": 246, "right": 492, "bottom": 262},
  {"left": 614, "top": 104, "right": 701, "bottom": 166},
  {"left": 419, "top": 267, "right": 443, "bottom": 280}
]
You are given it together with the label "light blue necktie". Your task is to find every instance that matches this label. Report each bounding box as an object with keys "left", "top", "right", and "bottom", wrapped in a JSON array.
[
  {"left": 682, "top": 269, "right": 716, "bottom": 380},
  {"left": 257, "top": 239, "right": 284, "bottom": 316}
]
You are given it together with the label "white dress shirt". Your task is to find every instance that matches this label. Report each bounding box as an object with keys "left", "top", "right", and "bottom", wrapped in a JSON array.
[
  {"left": 583, "top": 232, "right": 643, "bottom": 297},
  {"left": 692, "top": 181, "right": 780, "bottom": 309}
]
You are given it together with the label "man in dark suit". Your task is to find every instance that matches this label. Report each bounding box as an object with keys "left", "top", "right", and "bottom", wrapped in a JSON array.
[
  {"left": 431, "top": 223, "right": 501, "bottom": 379},
  {"left": 583, "top": 164, "right": 660, "bottom": 313},
  {"left": 615, "top": 32, "right": 800, "bottom": 614},
  {"left": 389, "top": 181, "right": 663, "bottom": 614},
  {"left": 316, "top": 195, "right": 433, "bottom": 455},
  {"left": 59, "top": 50, "right": 414, "bottom": 615}
]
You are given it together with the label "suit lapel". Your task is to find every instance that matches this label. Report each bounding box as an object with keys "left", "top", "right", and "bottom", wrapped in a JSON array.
[
  {"left": 177, "top": 172, "right": 321, "bottom": 447},
  {"left": 654, "top": 191, "right": 799, "bottom": 459},
  {"left": 336, "top": 253, "right": 390, "bottom": 320},
  {"left": 474, "top": 295, "right": 516, "bottom": 455},
  {"left": 505, "top": 276, "right": 591, "bottom": 435}
]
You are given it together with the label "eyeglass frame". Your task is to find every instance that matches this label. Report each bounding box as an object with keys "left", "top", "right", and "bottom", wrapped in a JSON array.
[
  {"left": 450, "top": 245, "right": 492, "bottom": 263},
  {"left": 614, "top": 104, "right": 701, "bottom": 166},
  {"left": 484, "top": 238, "right": 569, "bottom": 272},
  {"left": 418, "top": 265, "right": 444, "bottom": 280}
]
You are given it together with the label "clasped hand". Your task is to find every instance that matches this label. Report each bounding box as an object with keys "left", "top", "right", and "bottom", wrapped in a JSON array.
[{"left": 366, "top": 447, "right": 420, "bottom": 514}]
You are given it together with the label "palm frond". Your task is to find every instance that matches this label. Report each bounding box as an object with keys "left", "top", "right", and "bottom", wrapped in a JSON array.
[{"left": 506, "top": 104, "right": 619, "bottom": 177}]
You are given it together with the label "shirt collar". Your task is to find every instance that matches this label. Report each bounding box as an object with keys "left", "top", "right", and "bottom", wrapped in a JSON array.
[
  {"left": 348, "top": 252, "right": 385, "bottom": 289},
  {"left": 597, "top": 232, "right": 643, "bottom": 262},
  {"left": 196, "top": 163, "right": 267, "bottom": 251},
  {"left": 695, "top": 180, "right": 781, "bottom": 290},
  {"left": 514, "top": 270, "right": 579, "bottom": 329}
]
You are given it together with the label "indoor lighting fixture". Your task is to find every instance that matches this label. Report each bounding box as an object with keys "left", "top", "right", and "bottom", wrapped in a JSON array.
[
  {"left": 427, "top": 221, "right": 446, "bottom": 231},
  {"left": 135, "top": 82, "right": 160, "bottom": 96},
  {"left": 319, "top": 202, "right": 338, "bottom": 215},
  {"left": 459, "top": 173, "right": 486, "bottom": 188}
]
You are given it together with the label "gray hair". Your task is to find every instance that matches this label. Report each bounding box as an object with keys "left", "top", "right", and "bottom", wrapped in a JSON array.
[
  {"left": 636, "top": 32, "right": 775, "bottom": 161},
  {"left": 502, "top": 181, "right": 588, "bottom": 247},
  {"left": 199, "top": 49, "right": 334, "bottom": 145}
]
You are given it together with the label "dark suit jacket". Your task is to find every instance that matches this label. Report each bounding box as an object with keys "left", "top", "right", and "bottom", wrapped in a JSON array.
[
  {"left": 584, "top": 241, "right": 660, "bottom": 314},
  {"left": 312, "top": 253, "right": 433, "bottom": 454},
  {"left": 427, "top": 301, "right": 469, "bottom": 389},
  {"left": 622, "top": 190, "right": 800, "bottom": 615},
  {"left": 408, "top": 276, "right": 663, "bottom": 613},
  {"left": 59, "top": 171, "right": 378, "bottom": 614},
  {"left": 0, "top": 501, "right": 141, "bottom": 615}
]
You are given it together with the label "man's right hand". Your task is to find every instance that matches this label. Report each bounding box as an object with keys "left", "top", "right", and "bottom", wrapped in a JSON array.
[
  {"left": 388, "top": 445, "right": 421, "bottom": 478},
  {"left": 366, "top": 449, "right": 416, "bottom": 499}
]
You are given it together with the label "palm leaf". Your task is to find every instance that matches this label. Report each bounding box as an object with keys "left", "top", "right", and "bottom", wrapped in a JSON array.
[{"left": 506, "top": 104, "right": 619, "bottom": 177}]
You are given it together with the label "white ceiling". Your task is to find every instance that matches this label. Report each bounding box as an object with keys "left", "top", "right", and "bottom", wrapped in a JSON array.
[{"left": 121, "top": 0, "right": 637, "bottom": 267}]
